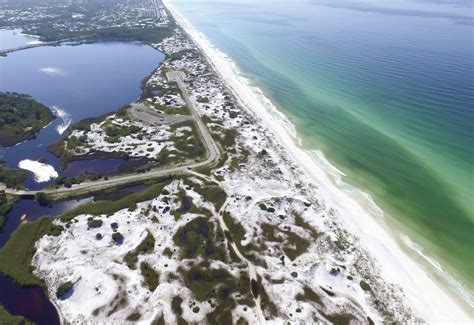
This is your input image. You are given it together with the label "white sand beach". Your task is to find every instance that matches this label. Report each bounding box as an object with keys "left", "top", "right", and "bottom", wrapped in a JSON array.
[{"left": 163, "top": 0, "right": 472, "bottom": 321}]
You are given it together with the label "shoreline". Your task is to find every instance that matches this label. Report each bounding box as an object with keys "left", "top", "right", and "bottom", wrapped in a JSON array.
[{"left": 164, "top": 0, "right": 472, "bottom": 321}]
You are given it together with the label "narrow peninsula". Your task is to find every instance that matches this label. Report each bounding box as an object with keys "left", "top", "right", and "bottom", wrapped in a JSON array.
[{"left": 0, "top": 92, "right": 54, "bottom": 146}]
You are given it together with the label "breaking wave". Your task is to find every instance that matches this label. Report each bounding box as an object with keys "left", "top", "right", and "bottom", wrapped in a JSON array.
[
  {"left": 50, "top": 106, "right": 72, "bottom": 135},
  {"left": 401, "top": 234, "right": 473, "bottom": 308}
]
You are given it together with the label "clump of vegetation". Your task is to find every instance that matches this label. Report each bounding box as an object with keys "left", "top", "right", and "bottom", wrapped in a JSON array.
[
  {"left": 196, "top": 97, "right": 209, "bottom": 104},
  {"left": 87, "top": 218, "right": 103, "bottom": 228},
  {"left": 152, "top": 102, "right": 190, "bottom": 116},
  {"left": 360, "top": 280, "right": 371, "bottom": 292},
  {"left": 0, "top": 92, "right": 55, "bottom": 146},
  {"left": 320, "top": 312, "right": 355, "bottom": 325},
  {"left": 222, "top": 212, "right": 259, "bottom": 259},
  {"left": 258, "top": 283, "right": 279, "bottom": 319},
  {"left": 104, "top": 124, "right": 140, "bottom": 143},
  {"left": 35, "top": 192, "right": 52, "bottom": 207},
  {"left": 0, "top": 165, "right": 26, "bottom": 190},
  {"left": 47, "top": 223, "right": 64, "bottom": 236},
  {"left": 190, "top": 182, "right": 227, "bottom": 210},
  {"left": 112, "top": 232, "right": 124, "bottom": 244},
  {"left": 124, "top": 231, "right": 155, "bottom": 269},
  {"left": 261, "top": 223, "right": 310, "bottom": 261},
  {"left": 168, "top": 121, "right": 206, "bottom": 162},
  {"left": 56, "top": 281, "right": 74, "bottom": 299},
  {"left": 55, "top": 176, "right": 82, "bottom": 188},
  {"left": 294, "top": 213, "right": 318, "bottom": 237},
  {"left": 140, "top": 262, "right": 159, "bottom": 291},
  {"left": 0, "top": 190, "right": 14, "bottom": 230},
  {"left": 126, "top": 311, "right": 141, "bottom": 321},
  {"left": 296, "top": 287, "right": 323, "bottom": 305},
  {"left": 173, "top": 217, "right": 226, "bottom": 260},
  {"left": 171, "top": 296, "right": 184, "bottom": 322},
  {"left": 181, "top": 262, "right": 254, "bottom": 323},
  {"left": 172, "top": 189, "right": 195, "bottom": 219},
  {"left": 66, "top": 135, "right": 87, "bottom": 150}
]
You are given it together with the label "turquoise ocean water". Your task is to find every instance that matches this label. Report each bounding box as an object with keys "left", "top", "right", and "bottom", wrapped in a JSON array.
[{"left": 170, "top": 0, "right": 474, "bottom": 306}]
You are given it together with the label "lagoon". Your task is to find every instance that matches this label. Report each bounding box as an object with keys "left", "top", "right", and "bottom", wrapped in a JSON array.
[{"left": 0, "top": 34, "right": 163, "bottom": 189}]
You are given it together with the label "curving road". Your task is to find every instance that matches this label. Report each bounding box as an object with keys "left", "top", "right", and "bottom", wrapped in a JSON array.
[{"left": 3, "top": 70, "right": 220, "bottom": 198}]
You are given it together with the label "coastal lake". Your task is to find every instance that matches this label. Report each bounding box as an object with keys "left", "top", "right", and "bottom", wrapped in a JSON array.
[
  {"left": 0, "top": 30, "right": 163, "bottom": 321},
  {"left": 0, "top": 30, "right": 164, "bottom": 189}
]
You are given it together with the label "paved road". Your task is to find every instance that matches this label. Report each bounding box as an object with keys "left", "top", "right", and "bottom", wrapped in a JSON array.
[
  {"left": 167, "top": 70, "right": 220, "bottom": 167},
  {"left": 3, "top": 71, "right": 220, "bottom": 198},
  {"left": 0, "top": 36, "right": 91, "bottom": 56}
]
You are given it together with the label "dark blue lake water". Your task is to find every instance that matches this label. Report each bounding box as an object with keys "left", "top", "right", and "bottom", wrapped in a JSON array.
[
  {"left": 0, "top": 35, "right": 163, "bottom": 189},
  {"left": 0, "top": 32, "right": 163, "bottom": 322}
]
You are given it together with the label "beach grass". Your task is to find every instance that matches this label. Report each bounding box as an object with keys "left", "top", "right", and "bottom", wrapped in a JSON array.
[{"left": 124, "top": 231, "right": 155, "bottom": 269}]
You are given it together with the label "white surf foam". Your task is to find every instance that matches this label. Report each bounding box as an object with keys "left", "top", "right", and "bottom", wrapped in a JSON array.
[
  {"left": 164, "top": 1, "right": 472, "bottom": 321},
  {"left": 39, "top": 66, "right": 66, "bottom": 76},
  {"left": 18, "top": 159, "right": 58, "bottom": 183},
  {"left": 50, "top": 106, "right": 72, "bottom": 135},
  {"left": 28, "top": 40, "right": 43, "bottom": 45},
  {"left": 401, "top": 234, "right": 474, "bottom": 307}
]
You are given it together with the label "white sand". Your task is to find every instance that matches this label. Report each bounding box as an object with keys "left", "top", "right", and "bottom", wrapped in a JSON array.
[
  {"left": 18, "top": 159, "right": 58, "bottom": 183},
  {"left": 164, "top": 1, "right": 472, "bottom": 322}
]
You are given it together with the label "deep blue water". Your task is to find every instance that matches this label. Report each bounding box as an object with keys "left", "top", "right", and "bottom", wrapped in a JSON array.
[{"left": 0, "top": 38, "right": 163, "bottom": 189}]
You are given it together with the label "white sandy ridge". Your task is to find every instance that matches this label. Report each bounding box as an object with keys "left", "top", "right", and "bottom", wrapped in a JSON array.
[
  {"left": 18, "top": 159, "right": 58, "bottom": 183},
  {"left": 163, "top": 0, "right": 472, "bottom": 322}
]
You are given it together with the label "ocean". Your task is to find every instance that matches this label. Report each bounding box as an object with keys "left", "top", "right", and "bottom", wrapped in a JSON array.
[{"left": 169, "top": 0, "right": 474, "bottom": 307}]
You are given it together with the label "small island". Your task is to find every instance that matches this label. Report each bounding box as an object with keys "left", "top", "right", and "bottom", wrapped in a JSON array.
[{"left": 0, "top": 92, "right": 55, "bottom": 146}]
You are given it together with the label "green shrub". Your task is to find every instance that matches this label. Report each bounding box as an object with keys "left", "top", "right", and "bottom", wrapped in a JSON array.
[
  {"left": 112, "top": 232, "right": 124, "bottom": 244},
  {"left": 35, "top": 192, "right": 52, "bottom": 207},
  {"left": 0, "top": 166, "right": 26, "bottom": 189},
  {"left": 126, "top": 312, "right": 141, "bottom": 321},
  {"left": 124, "top": 231, "right": 155, "bottom": 269},
  {"left": 87, "top": 218, "right": 103, "bottom": 228},
  {"left": 48, "top": 224, "right": 64, "bottom": 236},
  {"left": 140, "top": 262, "right": 159, "bottom": 291},
  {"left": 56, "top": 281, "right": 73, "bottom": 299}
]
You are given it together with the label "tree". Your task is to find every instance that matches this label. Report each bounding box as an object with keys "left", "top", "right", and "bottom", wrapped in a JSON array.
[{"left": 35, "top": 192, "right": 52, "bottom": 206}]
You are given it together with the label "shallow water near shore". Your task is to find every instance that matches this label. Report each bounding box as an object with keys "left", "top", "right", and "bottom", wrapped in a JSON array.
[
  {"left": 169, "top": 0, "right": 474, "bottom": 308},
  {"left": 0, "top": 33, "right": 163, "bottom": 188}
]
